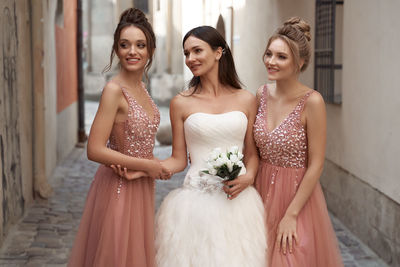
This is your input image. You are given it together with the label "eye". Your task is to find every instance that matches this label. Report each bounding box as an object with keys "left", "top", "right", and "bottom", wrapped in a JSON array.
[
  {"left": 195, "top": 48, "right": 202, "bottom": 53},
  {"left": 119, "top": 42, "right": 128, "bottom": 49},
  {"left": 183, "top": 51, "right": 189, "bottom": 57},
  {"left": 279, "top": 55, "right": 287, "bottom": 59},
  {"left": 264, "top": 51, "right": 272, "bottom": 57},
  {"left": 137, "top": 42, "right": 146, "bottom": 49}
]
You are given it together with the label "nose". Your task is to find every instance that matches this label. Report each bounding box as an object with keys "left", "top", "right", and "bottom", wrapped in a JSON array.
[
  {"left": 186, "top": 53, "right": 196, "bottom": 65},
  {"left": 265, "top": 56, "right": 276, "bottom": 66},
  {"left": 267, "top": 56, "right": 276, "bottom": 66},
  {"left": 128, "top": 45, "right": 136, "bottom": 55},
  {"left": 187, "top": 53, "right": 194, "bottom": 62}
]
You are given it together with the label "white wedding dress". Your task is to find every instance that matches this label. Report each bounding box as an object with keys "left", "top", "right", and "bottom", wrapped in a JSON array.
[{"left": 155, "top": 111, "right": 267, "bottom": 267}]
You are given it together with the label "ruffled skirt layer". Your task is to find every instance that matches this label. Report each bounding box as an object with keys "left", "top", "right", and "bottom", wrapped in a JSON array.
[{"left": 155, "top": 183, "right": 266, "bottom": 267}]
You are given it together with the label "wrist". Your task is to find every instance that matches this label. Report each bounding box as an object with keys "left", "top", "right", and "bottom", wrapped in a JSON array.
[
  {"left": 145, "top": 159, "right": 157, "bottom": 171},
  {"left": 285, "top": 209, "right": 299, "bottom": 219}
]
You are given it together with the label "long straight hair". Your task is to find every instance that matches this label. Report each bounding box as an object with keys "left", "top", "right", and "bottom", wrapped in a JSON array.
[{"left": 182, "top": 26, "right": 242, "bottom": 94}]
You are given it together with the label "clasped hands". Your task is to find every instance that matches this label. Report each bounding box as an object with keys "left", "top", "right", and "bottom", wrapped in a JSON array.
[{"left": 110, "top": 159, "right": 172, "bottom": 180}]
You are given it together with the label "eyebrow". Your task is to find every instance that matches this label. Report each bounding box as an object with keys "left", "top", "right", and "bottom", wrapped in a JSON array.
[
  {"left": 267, "top": 49, "right": 289, "bottom": 56},
  {"left": 184, "top": 45, "right": 201, "bottom": 52},
  {"left": 119, "top": 38, "right": 146, "bottom": 42}
]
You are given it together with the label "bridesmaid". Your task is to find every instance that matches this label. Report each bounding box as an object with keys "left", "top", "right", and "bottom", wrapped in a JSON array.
[
  {"left": 253, "top": 17, "right": 343, "bottom": 266},
  {"left": 68, "top": 8, "right": 170, "bottom": 267}
]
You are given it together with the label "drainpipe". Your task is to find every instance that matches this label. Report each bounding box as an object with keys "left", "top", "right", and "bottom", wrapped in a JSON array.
[{"left": 77, "top": 0, "right": 86, "bottom": 144}]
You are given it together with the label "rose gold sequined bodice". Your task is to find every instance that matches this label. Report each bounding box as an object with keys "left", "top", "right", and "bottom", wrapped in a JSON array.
[
  {"left": 108, "top": 85, "right": 160, "bottom": 159},
  {"left": 253, "top": 85, "right": 313, "bottom": 168}
]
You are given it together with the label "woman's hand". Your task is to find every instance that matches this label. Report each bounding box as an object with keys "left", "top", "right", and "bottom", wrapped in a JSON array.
[
  {"left": 276, "top": 213, "right": 299, "bottom": 254},
  {"left": 223, "top": 173, "right": 254, "bottom": 200},
  {"left": 110, "top": 165, "right": 149, "bottom": 180},
  {"left": 147, "top": 159, "right": 172, "bottom": 180},
  {"left": 110, "top": 159, "right": 172, "bottom": 180}
]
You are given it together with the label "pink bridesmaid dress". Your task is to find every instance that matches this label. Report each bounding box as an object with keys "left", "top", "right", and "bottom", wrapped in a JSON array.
[
  {"left": 253, "top": 85, "right": 343, "bottom": 267},
  {"left": 68, "top": 82, "right": 160, "bottom": 267}
]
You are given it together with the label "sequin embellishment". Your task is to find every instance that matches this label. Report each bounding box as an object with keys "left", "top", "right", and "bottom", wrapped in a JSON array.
[
  {"left": 107, "top": 83, "right": 160, "bottom": 196},
  {"left": 253, "top": 85, "right": 313, "bottom": 168}
]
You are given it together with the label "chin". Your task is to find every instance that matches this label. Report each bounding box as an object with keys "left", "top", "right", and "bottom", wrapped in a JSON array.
[
  {"left": 124, "top": 65, "right": 145, "bottom": 72},
  {"left": 191, "top": 70, "right": 203, "bottom": 77}
]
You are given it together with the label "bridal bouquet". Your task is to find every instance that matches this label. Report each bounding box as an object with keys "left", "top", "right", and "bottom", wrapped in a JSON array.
[{"left": 201, "top": 146, "right": 244, "bottom": 181}]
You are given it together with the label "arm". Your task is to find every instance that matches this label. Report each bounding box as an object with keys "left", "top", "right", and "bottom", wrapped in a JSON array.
[
  {"left": 225, "top": 92, "right": 259, "bottom": 199},
  {"left": 87, "top": 82, "right": 167, "bottom": 178},
  {"left": 276, "top": 92, "right": 327, "bottom": 254},
  {"left": 160, "top": 95, "right": 188, "bottom": 173}
]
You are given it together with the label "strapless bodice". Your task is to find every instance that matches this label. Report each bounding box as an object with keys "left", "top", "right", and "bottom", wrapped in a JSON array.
[{"left": 183, "top": 111, "right": 248, "bottom": 192}]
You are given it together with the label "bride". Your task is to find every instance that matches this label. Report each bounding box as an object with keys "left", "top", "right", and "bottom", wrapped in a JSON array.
[
  {"left": 155, "top": 26, "right": 266, "bottom": 267},
  {"left": 113, "top": 25, "right": 266, "bottom": 266}
]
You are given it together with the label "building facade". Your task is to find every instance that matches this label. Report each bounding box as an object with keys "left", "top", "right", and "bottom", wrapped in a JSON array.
[{"left": 0, "top": 0, "right": 79, "bottom": 245}]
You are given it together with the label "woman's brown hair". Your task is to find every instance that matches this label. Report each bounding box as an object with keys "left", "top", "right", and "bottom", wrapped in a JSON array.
[{"left": 183, "top": 26, "right": 242, "bottom": 94}]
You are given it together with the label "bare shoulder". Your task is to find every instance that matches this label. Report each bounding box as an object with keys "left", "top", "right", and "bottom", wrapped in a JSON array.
[
  {"left": 305, "top": 90, "right": 325, "bottom": 114},
  {"left": 308, "top": 90, "right": 325, "bottom": 106},
  {"left": 102, "top": 81, "right": 123, "bottom": 98},
  {"left": 170, "top": 92, "right": 189, "bottom": 107},
  {"left": 170, "top": 92, "right": 192, "bottom": 119},
  {"left": 236, "top": 89, "right": 256, "bottom": 104}
]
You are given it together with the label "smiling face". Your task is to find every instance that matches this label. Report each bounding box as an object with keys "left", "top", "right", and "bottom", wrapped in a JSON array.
[
  {"left": 116, "top": 25, "right": 149, "bottom": 73},
  {"left": 183, "top": 36, "right": 221, "bottom": 77},
  {"left": 264, "top": 38, "right": 299, "bottom": 81}
]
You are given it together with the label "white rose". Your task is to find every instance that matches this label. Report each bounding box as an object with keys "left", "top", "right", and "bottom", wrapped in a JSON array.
[
  {"left": 220, "top": 153, "right": 229, "bottom": 163},
  {"left": 226, "top": 160, "right": 233, "bottom": 172},
  {"left": 237, "top": 151, "right": 244, "bottom": 160},
  {"left": 229, "top": 146, "right": 239, "bottom": 154},
  {"left": 208, "top": 147, "right": 221, "bottom": 160},
  {"left": 215, "top": 157, "right": 225, "bottom": 167},
  {"left": 229, "top": 154, "right": 239, "bottom": 164},
  {"left": 237, "top": 161, "right": 244, "bottom": 168}
]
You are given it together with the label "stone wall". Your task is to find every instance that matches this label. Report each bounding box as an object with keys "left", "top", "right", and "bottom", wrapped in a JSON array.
[
  {"left": 321, "top": 160, "right": 400, "bottom": 266},
  {"left": 0, "top": 0, "right": 33, "bottom": 244},
  {"left": 0, "top": 0, "right": 80, "bottom": 245}
]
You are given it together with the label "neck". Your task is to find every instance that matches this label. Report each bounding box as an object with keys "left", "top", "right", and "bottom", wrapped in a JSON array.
[
  {"left": 117, "top": 67, "right": 144, "bottom": 89},
  {"left": 199, "top": 64, "right": 224, "bottom": 96},
  {"left": 275, "top": 75, "right": 301, "bottom": 96}
]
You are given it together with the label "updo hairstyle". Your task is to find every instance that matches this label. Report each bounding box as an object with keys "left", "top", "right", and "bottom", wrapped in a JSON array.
[
  {"left": 103, "top": 8, "right": 156, "bottom": 79},
  {"left": 264, "top": 17, "right": 311, "bottom": 72}
]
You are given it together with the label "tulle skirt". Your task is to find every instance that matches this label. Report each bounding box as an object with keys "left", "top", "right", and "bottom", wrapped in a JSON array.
[
  {"left": 255, "top": 161, "right": 343, "bottom": 267},
  {"left": 67, "top": 165, "right": 156, "bottom": 267},
  {"left": 155, "top": 182, "right": 267, "bottom": 267}
]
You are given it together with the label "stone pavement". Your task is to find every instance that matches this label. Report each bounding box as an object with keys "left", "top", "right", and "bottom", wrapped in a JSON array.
[{"left": 0, "top": 146, "right": 389, "bottom": 267}]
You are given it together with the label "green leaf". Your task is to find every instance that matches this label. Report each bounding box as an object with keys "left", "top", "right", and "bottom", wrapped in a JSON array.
[{"left": 228, "top": 166, "right": 242, "bottom": 180}]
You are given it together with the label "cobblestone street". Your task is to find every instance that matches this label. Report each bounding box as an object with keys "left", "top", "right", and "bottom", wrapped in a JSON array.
[{"left": 0, "top": 145, "right": 389, "bottom": 267}]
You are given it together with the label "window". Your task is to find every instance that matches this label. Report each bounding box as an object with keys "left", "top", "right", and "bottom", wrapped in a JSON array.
[
  {"left": 314, "top": 0, "right": 343, "bottom": 104},
  {"left": 55, "top": 0, "right": 64, "bottom": 27},
  {"left": 134, "top": 0, "right": 149, "bottom": 14}
]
